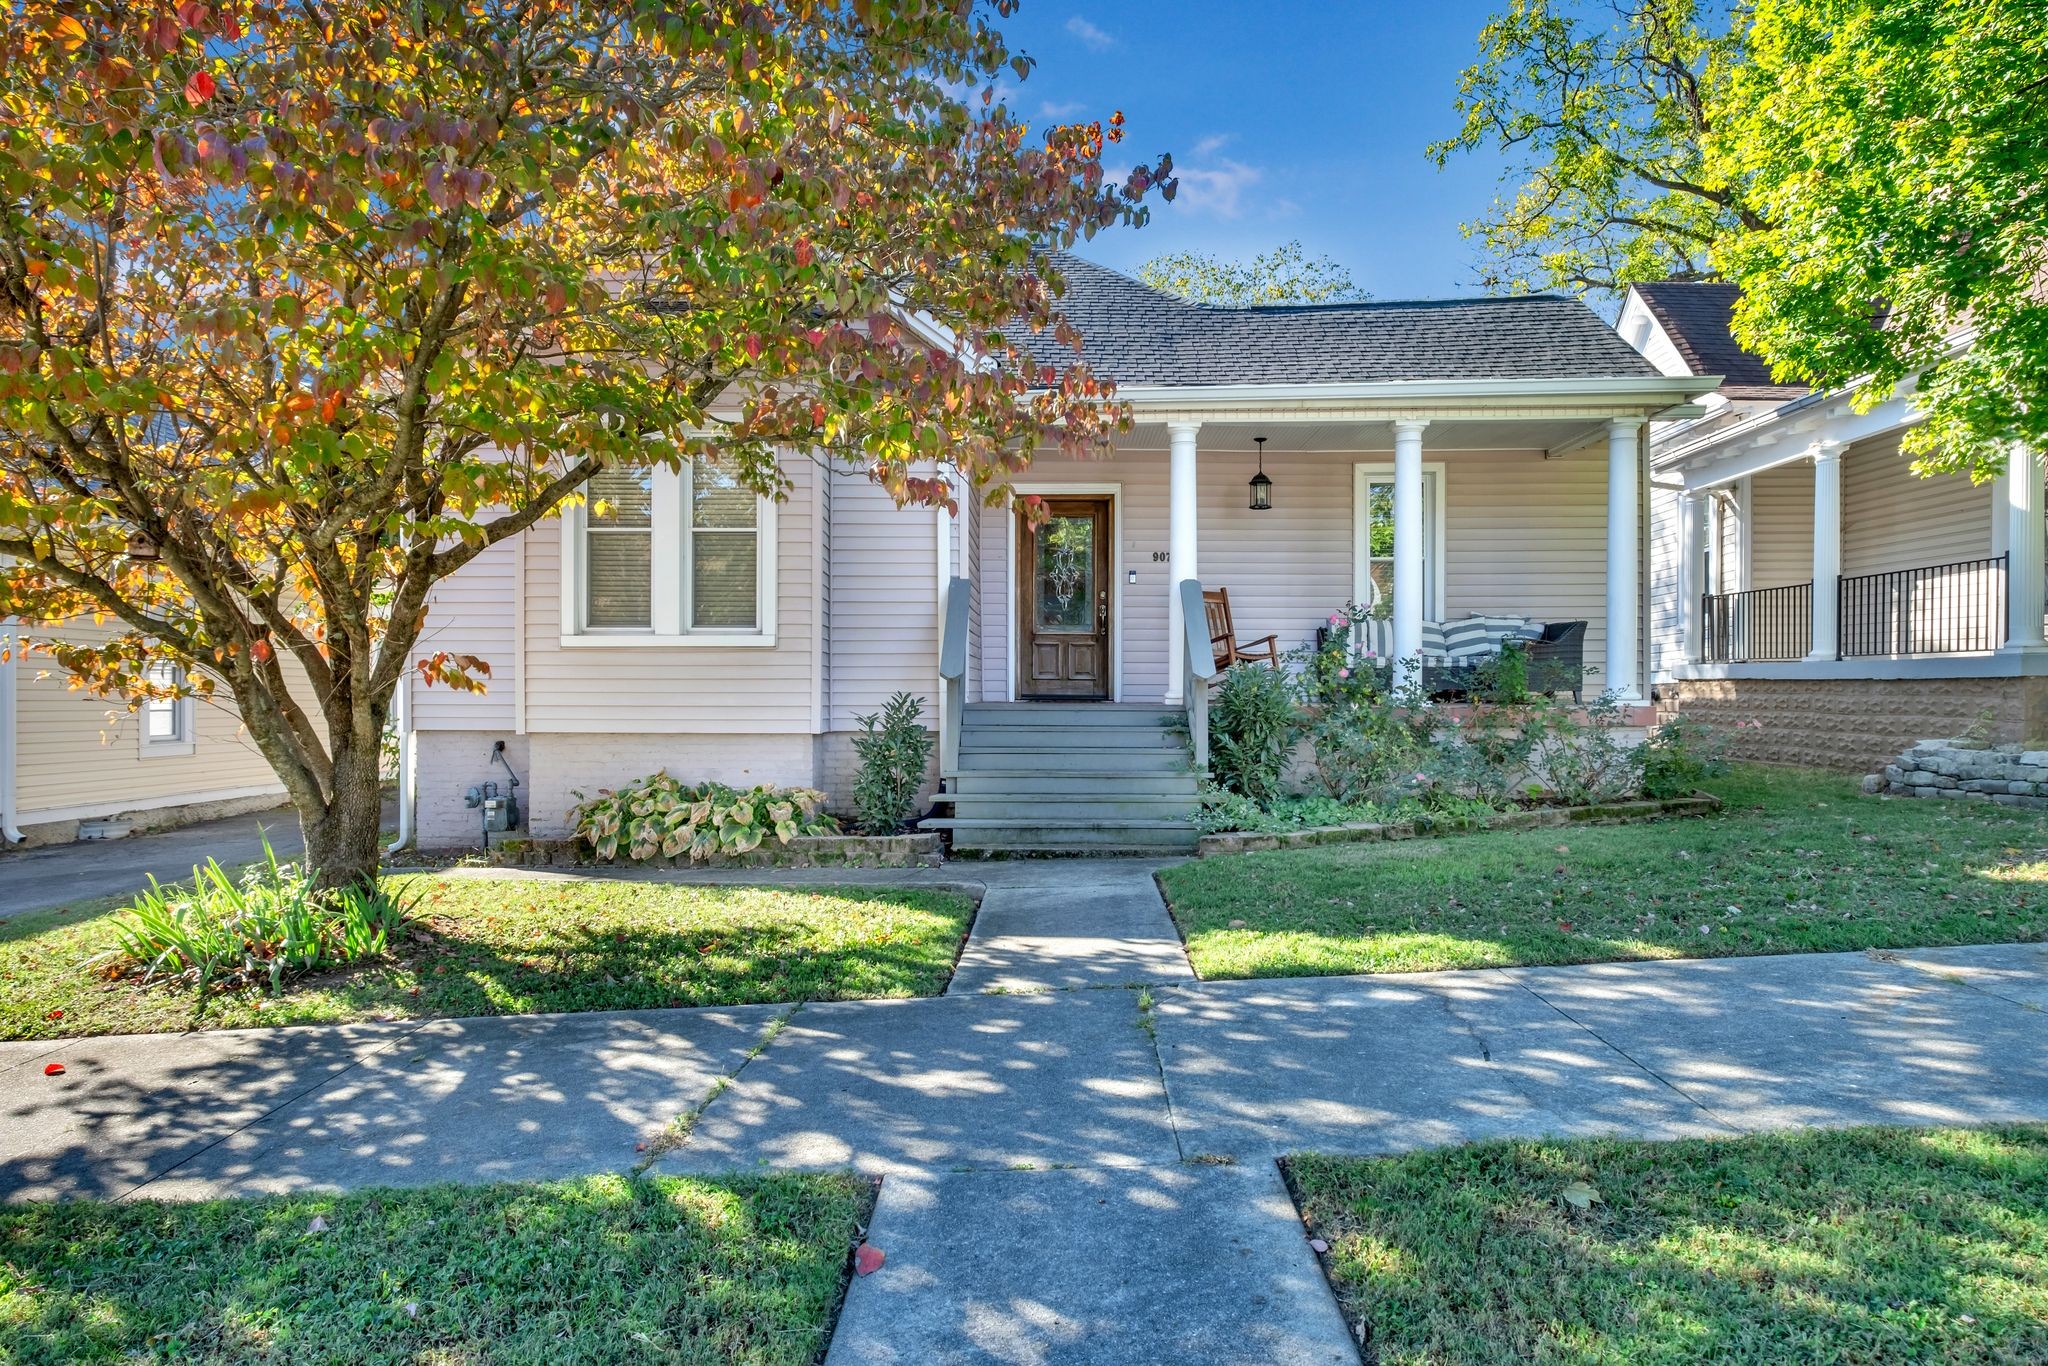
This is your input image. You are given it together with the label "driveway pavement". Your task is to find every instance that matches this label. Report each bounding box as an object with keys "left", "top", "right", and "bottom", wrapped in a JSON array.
[
  {"left": 0, "top": 806, "right": 301, "bottom": 920},
  {"left": 5, "top": 858, "right": 2047, "bottom": 1365}
]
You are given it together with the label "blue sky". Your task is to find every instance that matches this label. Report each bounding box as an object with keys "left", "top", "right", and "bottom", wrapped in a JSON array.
[{"left": 991, "top": 1, "right": 1514, "bottom": 300}]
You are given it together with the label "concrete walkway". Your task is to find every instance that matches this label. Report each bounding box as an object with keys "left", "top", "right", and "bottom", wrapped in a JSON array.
[{"left": 4, "top": 858, "right": 2047, "bottom": 1364}]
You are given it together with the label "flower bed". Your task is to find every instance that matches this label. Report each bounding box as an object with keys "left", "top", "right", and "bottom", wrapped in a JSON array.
[
  {"left": 1194, "top": 790, "right": 1721, "bottom": 856},
  {"left": 481, "top": 831, "right": 943, "bottom": 869}
]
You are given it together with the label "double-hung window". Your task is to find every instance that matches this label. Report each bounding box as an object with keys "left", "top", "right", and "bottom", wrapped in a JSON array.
[
  {"left": 138, "top": 660, "right": 195, "bottom": 758},
  {"left": 566, "top": 455, "right": 775, "bottom": 644},
  {"left": 1352, "top": 462, "right": 1445, "bottom": 618}
]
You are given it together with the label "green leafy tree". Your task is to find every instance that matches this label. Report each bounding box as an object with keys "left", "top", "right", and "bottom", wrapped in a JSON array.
[
  {"left": 1431, "top": 0, "right": 1756, "bottom": 293},
  {"left": 0, "top": 0, "right": 1170, "bottom": 888},
  {"left": 1710, "top": 0, "right": 2048, "bottom": 479},
  {"left": 1138, "top": 240, "right": 1365, "bottom": 306}
]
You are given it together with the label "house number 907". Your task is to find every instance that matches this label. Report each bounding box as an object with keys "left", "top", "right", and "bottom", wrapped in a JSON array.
[{"left": 1151, "top": 551, "right": 1169, "bottom": 562}]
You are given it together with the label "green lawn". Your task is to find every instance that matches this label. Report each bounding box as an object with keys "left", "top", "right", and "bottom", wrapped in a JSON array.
[
  {"left": 0, "top": 1172, "right": 871, "bottom": 1365},
  {"left": 0, "top": 875, "right": 976, "bottom": 1040},
  {"left": 1160, "top": 764, "right": 2048, "bottom": 979},
  {"left": 1289, "top": 1125, "right": 2048, "bottom": 1365}
]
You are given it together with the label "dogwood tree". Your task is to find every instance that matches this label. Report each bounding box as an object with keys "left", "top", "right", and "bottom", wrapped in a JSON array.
[{"left": 0, "top": 0, "right": 1171, "bottom": 887}]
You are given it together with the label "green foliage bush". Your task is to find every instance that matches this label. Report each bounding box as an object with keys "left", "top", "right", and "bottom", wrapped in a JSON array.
[
  {"left": 1208, "top": 662, "right": 1299, "bottom": 802},
  {"left": 1524, "top": 691, "right": 1645, "bottom": 805},
  {"left": 1640, "top": 713, "right": 1731, "bottom": 798},
  {"left": 572, "top": 773, "right": 836, "bottom": 862},
  {"left": 851, "top": 692, "right": 936, "bottom": 834},
  {"left": 96, "top": 839, "right": 417, "bottom": 995}
]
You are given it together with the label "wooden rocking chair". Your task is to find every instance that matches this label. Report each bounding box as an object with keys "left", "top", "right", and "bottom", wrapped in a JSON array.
[{"left": 1203, "top": 588, "right": 1280, "bottom": 669}]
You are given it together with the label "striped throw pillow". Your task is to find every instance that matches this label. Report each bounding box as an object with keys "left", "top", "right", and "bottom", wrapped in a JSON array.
[
  {"left": 1358, "top": 615, "right": 1395, "bottom": 661},
  {"left": 1439, "top": 617, "right": 1497, "bottom": 661},
  {"left": 1418, "top": 620, "right": 1450, "bottom": 659},
  {"left": 1466, "top": 612, "right": 1543, "bottom": 649}
]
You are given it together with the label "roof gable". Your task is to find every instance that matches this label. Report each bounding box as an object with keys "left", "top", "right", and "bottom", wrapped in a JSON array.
[{"left": 1628, "top": 280, "right": 1809, "bottom": 401}]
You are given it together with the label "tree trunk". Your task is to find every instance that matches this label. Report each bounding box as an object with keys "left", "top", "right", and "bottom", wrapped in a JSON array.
[{"left": 300, "top": 735, "right": 388, "bottom": 893}]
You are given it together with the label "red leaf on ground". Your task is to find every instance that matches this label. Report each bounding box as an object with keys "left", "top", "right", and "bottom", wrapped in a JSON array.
[
  {"left": 1557, "top": 921, "right": 1574, "bottom": 932},
  {"left": 854, "top": 1243, "right": 885, "bottom": 1276},
  {"left": 45, "top": 1009, "right": 62, "bottom": 1020},
  {"left": 42, "top": 1063, "right": 65, "bottom": 1076}
]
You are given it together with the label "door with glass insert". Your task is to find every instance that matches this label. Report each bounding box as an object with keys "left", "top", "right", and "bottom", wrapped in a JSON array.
[{"left": 1018, "top": 496, "right": 1112, "bottom": 699}]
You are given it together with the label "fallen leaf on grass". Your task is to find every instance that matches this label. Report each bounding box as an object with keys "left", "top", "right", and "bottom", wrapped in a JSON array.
[
  {"left": 306, "top": 1215, "right": 330, "bottom": 1234},
  {"left": 1559, "top": 1180, "right": 1601, "bottom": 1211},
  {"left": 1308, "top": 1237, "right": 1329, "bottom": 1253},
  {"left": 854, "top": 1243, "right": 885, "bottom": 1276}
]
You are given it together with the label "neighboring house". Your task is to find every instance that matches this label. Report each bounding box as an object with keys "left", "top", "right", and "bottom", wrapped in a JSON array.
[
  {"left": 0, "top": 619, "right": 287, "bottom": 847},
  {"left": 398, "top": 255, "right": 1713, "bottom": 853},
  {"left": 1623, "top": 282, "right": 2048, "bottom": 771}
]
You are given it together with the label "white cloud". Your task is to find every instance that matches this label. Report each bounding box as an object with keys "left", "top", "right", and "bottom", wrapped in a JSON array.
[
  {"left": 1065, "top": 16, "right": 1115, "bottom": 51},
  {"left": 1040, "top": 99, "right": 1087, "bottom": 119},
  {"left": 1173, "top": 158, "right": 1266, "bottom": 220},
  {"left": 1191, "top": 133, "right": 1234, "bottom": 157}
]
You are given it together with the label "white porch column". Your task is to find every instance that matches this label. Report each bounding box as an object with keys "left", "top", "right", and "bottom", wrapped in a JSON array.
[
  {"left": 1166, "top": 420, "right": 1201, "bottom": 702},
  {"left": 1806, "top": 439, "right": 1844, "bottom": 661},
  {"left": 2007, "top": 442, "right": 2046, "bottom": 650},
  {"left": 1679, "top": 488, "right": 1710, "bottom": 664},
  {"left": 1391, "top": 418, "right": 1429, "bottom": 690},
  {"left": 1604, "top": 418, "right": 1644, "bottom": 699}
]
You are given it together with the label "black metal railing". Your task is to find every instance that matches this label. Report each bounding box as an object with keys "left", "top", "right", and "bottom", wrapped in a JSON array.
[
  {"left": 1702, "top": 581, "right": 1813, "bottom": 662},
  {"left": 1838, "top": 554, "right": 2007, "bottom": 658}
]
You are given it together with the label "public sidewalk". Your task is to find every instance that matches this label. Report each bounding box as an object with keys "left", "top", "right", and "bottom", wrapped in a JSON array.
[{"left": 4, "top": 857, "right": 2045, "bottom": 1364}]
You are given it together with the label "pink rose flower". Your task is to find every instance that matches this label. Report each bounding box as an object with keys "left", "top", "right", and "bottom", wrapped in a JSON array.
[
  {"left": 1338, "top": 667, "right": 1350, "bottom": 679},
  {"left": 1329, "top": 613, "right": 1344, "bottom": 626}
]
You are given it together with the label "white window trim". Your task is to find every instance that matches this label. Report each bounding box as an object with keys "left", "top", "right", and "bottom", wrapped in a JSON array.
[
  {"left": 1353, "top": 462, "right": 1447, "bottom": 620},
  {"left": 560, "top": 461, "right": 779, "bottom": 648},
  {"left": 137, "top": 663, "right": 196, "bottom": 759}
]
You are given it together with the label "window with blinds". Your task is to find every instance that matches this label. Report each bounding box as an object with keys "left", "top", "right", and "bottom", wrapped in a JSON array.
[
  {"left": 576, "top": 455, "right": 765, "bottom": 636},
  {"left": 585, "top": 463, "right": 655, "bottom": 628},
  {"left": 690, "top": 456, "right": 757, "bottom": 629}
]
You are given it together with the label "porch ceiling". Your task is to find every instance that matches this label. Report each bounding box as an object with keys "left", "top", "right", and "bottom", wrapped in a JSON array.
[{"left": 1114, "top": 417, "right": 1624, "bottom": 457}]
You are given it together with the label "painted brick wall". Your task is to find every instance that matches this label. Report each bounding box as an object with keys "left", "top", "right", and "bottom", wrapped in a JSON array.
[
  {"left": 1658, "top": 676, "right": 2048, "bottom": 774},
  {"left": 813, "top": 729, "right": 940, "bottom": 821},
  {"left": 413, "top": 731, "right": 817, "bottom": 846}
]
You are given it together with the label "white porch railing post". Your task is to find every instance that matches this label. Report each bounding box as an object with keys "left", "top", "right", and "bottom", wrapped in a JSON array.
[
  {"left": 1605, "top": 418, "right": 1645, "bottom": 699},
  {"left": 1806, "top": 439, "right": 1845, "bottom": 661},
  {"left": 1391, "top": 418, "right": 1429, "bottom": 690},
  {"left": 1166, "top": 421, "right": 1201, "bottom": 703},
  {"left": 1680, "top": 488, "right": 1710, "bottom": 664},
  {"left": 2006, "top": 442, "right": 2046, "bottom": 650}
]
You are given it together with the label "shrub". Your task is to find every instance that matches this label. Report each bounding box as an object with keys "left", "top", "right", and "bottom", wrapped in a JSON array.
[
  {"left": 1524, "top": 691, "right": 1645, "bottom": 805},
  {"left": 1209, "top": 662, "right": 1299, "bottom": 802},
  {"left": 1194, "top": 785, "right": 1404, "bottom": 834},
  {"left": 571, "top": 773, "right": 836, "bottom": 861},
  {"left": 95, "top": 839, "right": 416, "bottom": 995},
  {"left": 1640, "top": 714, "right": 1731, "bottom": 798},
  {"left": 850, "top": 692, "right": 936, "bottom": 834}
]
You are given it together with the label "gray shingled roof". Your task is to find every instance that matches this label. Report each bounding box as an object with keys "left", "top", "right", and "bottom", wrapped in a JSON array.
[
  {"left": 1632, "top": 280, "right": 1809, "bottom": 401},
  {"left": 1015, "top": 254, "right": 1664, "bottom": 387}
]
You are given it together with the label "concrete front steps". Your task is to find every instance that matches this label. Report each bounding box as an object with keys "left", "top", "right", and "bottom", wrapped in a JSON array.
[{"left": 921, "top": 702, "right": 1200, "bottom": 856}]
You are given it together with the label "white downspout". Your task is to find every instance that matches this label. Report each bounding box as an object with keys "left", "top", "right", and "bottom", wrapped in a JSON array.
[
  {"left": 383, "top": 671, "right": 414, "bottom": 857},
  {"left": 0, "top": 619, "right": 23, "bottom": 844}
]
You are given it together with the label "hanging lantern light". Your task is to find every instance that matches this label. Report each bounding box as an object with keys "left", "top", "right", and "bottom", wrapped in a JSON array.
[{"left": 1248, "top": 435, "right": 1273, "bottom": 511}]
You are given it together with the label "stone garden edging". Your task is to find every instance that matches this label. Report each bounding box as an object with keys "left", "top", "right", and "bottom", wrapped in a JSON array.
[
  {"left": 1194, "top": 792, "right": 1722, "bottom": 858},
  {"left": 1866, "top": 738, "right": 2048, "bottom": 808},
  {"left": 474, "top": 831, "right": 944, "bottom": 870}
]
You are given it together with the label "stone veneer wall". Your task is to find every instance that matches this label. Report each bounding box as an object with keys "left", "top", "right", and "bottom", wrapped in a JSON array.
[
  {"left": 1868, "top": 738, "right": 2048, "bottom": 809},
  {"left": 1657, "top": 676, "right": 2048, "bottom": 774}
]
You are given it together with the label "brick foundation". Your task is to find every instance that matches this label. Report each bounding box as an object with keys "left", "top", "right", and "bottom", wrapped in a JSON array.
[{"left": 1656, "top": 675, "right": 2048, "bottom": 774}]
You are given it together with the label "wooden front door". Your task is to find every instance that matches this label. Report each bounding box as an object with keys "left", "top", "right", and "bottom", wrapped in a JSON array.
[{"left": 1018, "top": 496, "right": 1112, "bottom": 699}]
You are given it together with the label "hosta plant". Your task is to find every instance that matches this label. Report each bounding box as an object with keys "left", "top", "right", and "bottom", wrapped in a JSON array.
[{"left": 571, "top": 774, "right": 836, "bottom": 862}]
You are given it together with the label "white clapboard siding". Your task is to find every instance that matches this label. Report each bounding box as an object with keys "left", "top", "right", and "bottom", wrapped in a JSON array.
[
  {"left": 14, "top": 620, "right": 284, "bottom": 818},
  {"left": 973, "top": 445, "right": 1615, "bottom": 701},
  {"left": 824, "top": 469, "right": 940, "bottom": 729},
  {"left": 1841, "top": 432, "right": 1992, "bottom": 577},
  {"left": 412, "top": 537, "right": 519, "bottom": 731},
  {"left": 1647, "top": 480, "right": 1685, "bottom": 678},
  {"left": 519, "top": 456, "right": 819, "bottom": 734},
  {"left": 1748, "top": 462, "right": 1814, "bottom": 590}
]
